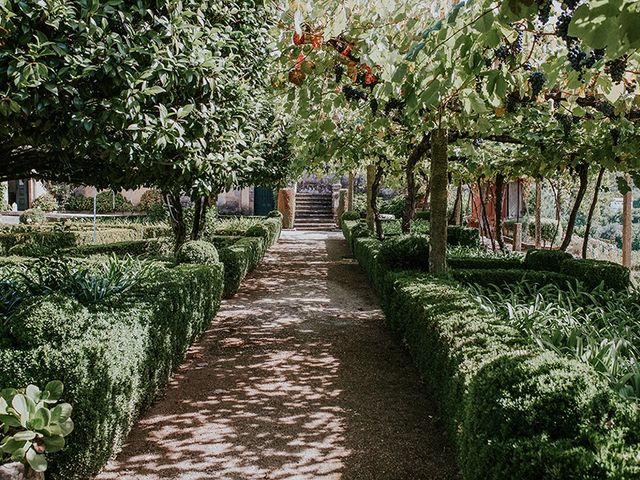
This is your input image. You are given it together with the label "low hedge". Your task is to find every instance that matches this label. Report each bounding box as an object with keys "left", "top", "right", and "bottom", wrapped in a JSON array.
[
  {"left": 447, "top": 226, "right": 480, "bottom": 247},
  {"left": 208, "top": 235, "right": 265, "bottom": 297},
  {"left": 0, "top": 262, "right": 224, "bottom": 479},
  {"left": 561, "top": 258, "right": 630, "bottom": 291},
  {"left": 524, "top": 249, "right": 630, "bottom": 291},
  {"left": 524, "top": 249, "right": 573, "bottom": 271},
  {"left": 451, "top": 268, "right": 576, "bottom": 289},
  {"left": 447, "top": 256, "right": 524, "bottom": 270},
  {"left": 62, "top": 239, "right": 161, "bottom": 257},
  {"left": 377, "top": 235, "right": 429, "bottom": 271},
  {"left": 341, "top": 222, "right": 639, "bottom": 478}
]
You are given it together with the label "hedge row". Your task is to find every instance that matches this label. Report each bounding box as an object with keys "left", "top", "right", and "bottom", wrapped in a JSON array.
[
  {"left": 207, "top": 236, "right": 266, "bottom": 297},
  {"left": 0, "top": 263, "right": 224, "bottom": 479},
  {"left": 0, "top": 225, "right": 164, "bottom": 256},
  {"left": 343, "top": 216, "right": 630, "bottom": 292},
  {"left": 62, "top": 239, "right": 162, "bottom": 257},
  {"left": 343, "top": 223, "right": 639, "bottom": 479}
]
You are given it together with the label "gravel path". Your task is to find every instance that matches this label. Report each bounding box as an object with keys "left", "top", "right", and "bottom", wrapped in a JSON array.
[{"left": 98, "top": 231, "right": 459, "bottom": 480}]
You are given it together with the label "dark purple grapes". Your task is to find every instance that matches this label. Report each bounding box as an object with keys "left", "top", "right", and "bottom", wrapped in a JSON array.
[
  {"left": 563, "top": 0, "right": 581, "bottom": 10},
  {"left": 343, "top": 85, "right": 366, "bottom": 102},
  {"left": 370, "top": 98, "right": 378, "bottom": 115},
  {"left": 611, "top": 128, "right": 620, "bottom": 146},
  {"left": 606, "top": 56, "right": 627, "bottom": 83},
  {"left": 523, "top": 61, "right": 533, "bottom": 71},
  {"left": 537, "top": 0, "right": 552, "bottom": 24},
  {"left": 334, "top": 64, "right": 344, "bottom": 84},
  {"left": 557, "top": 114, "right": 572, "bottom": 137},
  {"left": 529, "top": 72, "right": 546, "bottom": 97},
  {"left": 556, "top": 12, "right": 573, "bottom": 42},
  {"left": 567, "top": 44, "right": 587, "bottom": 73},
  {"left": 494, "top": 45, "right": 511, "bottom": 60},
  {"left": 506, "top": 92, "right": 520, "bottom": 113},
  {"left": 511, "top": 31, "right": 523, "bottom": 55}
]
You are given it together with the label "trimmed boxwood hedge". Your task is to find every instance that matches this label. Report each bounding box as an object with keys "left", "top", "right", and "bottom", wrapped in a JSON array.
[
  {"left": 62, "top": 239, "right": 161, "bottom": 257},
  {"left": 561, "top": 258, "right": 631, "bottom": 291},
  {"left": 341, "top": 222, "right": 639, "bottom": 479},
  {"left": 451, "top": 268, "right": 576, "bottom": 289},
  {"left": 207, "top": 235, "right": 266, "bottom": 297},
  {"left": 0, "top": 262, "right": 224, "bottom": 480},
  {"left": 377, "top": 235, "right": 429, "bottom": 271}
]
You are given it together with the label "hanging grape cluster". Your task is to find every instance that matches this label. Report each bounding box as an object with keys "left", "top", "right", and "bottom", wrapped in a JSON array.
[
  {"left": 343, "top": 85, "right": 367, "bottom": 102},
  {"left": 605, "top": 56, "right": 628, "bottom": 84},
  {"left": 529, "top": 72, "right": 546, "bottom": 98}
]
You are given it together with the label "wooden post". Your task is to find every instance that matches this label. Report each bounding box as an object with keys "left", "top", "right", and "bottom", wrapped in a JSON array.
[
  {"left": 366, "top": 164, "right": 375, "bottom": 231},
  {"left": 347, "top": 171, "right": 355, "bottom": 211},
  {"left": 513, "top": 223, "right": 522, "bottom": 252},
  {"left": 622, "top": 174, "right": 632, "bottom": 268},
  {"left": 535, "top": 180, "right": 542, "bottom": 249}
]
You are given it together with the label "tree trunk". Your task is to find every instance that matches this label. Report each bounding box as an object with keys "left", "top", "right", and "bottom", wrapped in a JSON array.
[
  {"left": 371, "top": 163, "right": 385, "bottom": 240},
  {"left": 622, "top": 173, "right": 633, "bottom": 268},
  {"left": 347, "top": 171, "right": 355, "bottom": 211},
  {"left": 449, "top": 180, "right": 463, "bottom": 225},
  {"left": 535, "top": 180, "right": 542, "bottom": 248},
  {"left": 477, "top": 179, "right": 496, "bottom": 251},
  {"left": 495, "top": 173, "right": 506, "bottom": 251},
  {"left": 190, "top": 196, "right": 209, "bottom": 241},
  {"left": 366, "top": 164, "right": 376, "bottom": 232},
  {"left": 582, "top": 167, "right": 605, "bottom": 259},
  {"left": 402, "top": 134, "right": 430, "bottom": 233},
  {"left": 166, "top": 193, "right": 186, "bottom": 250},
  {"left": 429, "top": 127, "right": 448, "bottom": 274},
  {"left": 560, "top": 163, "right": 589, "bottom": 251}
]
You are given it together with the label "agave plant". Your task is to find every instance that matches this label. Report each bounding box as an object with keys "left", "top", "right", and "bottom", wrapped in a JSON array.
[{"left": 0, "top": 381, "right": 73, "bottom": 472}]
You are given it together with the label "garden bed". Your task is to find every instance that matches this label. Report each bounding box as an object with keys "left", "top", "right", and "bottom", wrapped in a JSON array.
[{"left": 341, "top": 221, "right": 640, "bottom": 479}]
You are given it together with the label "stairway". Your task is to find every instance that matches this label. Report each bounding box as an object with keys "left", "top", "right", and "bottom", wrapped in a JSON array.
[{"left": 294, "top": 192, "right": 336, "bottom": 231}]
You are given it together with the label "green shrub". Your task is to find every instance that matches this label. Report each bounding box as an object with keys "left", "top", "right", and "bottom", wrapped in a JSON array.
[
  {"left": 415, "top": 210, "right": 430, "bottom": 221},
  {"left": 349, "top": 222, "right": 372, "bottom": 250},
  {"left": 64, "top": 192, "right": 133, "bottom": 213},
  {"left": 63, "top": 239, "right": 161, "bottom": 257},
  {"left": 527, "top": 217, "right": 562, "bottom": 244},
  {"left": 561, "top": 258, "right": 630, "bottom": 291},
  {"left": 19, "top": 208, "right": 46, "bottom": 225},
  {"left": 379, "top": 195, "right": 406, "bottom": 218},
  {"left": 267, "top": 210, "right": 283, "bottom": 219},
  {"left": 9, "top": 294, "right": 91, "bottom": 348},
  {"left": 524, "top": 249, "right": 573, "bottom": 272},
  {"left": 2, "top": 229, "right": 76, "bottom": 257},
  {"left": 451, "top": 268, "right": 576, "bottom": 289},
  {"left": 245, "top": 224, "right": 270, "bottom": 245},
  {"left": 176, "top": 240, "right": 219, "bottom": 264},
  {"left": 447, "top": 225, "right": 479, "bottom": 247},
  {"left": 448, "top": 256, "right": 524, "bottom": 270},
  {"left": 32, "top": 193, "right": 58, "bottom": 212},
  {"left": 210, "top": 236, "right": 265, "bottom": 297},
  {"left": 343, "top": 232, "right": 638, "bottom": 478},
  {"left": 341, "top": 210, "right": 361, "bottom": 222},
  {"left": 0, "top": 263, "right": 224, "bottom": 479},
  {"left": 137, "top": 189, "right": 167, "bottom": 222},
  {"left": 378, "top": 235, "right": 429, "bottom": 271}
]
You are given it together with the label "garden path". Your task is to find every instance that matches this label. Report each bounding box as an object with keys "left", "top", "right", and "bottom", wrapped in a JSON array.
[{"left": 98, "top": 231, "right": 458, "bottom": 480}]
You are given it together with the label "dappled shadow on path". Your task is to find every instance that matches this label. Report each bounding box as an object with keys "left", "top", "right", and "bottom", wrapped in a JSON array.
[{"left": 98, "top": 232, "right": 458, "bottom": 480}]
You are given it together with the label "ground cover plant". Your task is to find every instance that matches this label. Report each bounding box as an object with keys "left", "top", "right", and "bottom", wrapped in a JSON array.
[{"left": 469, "top": 281, "right": 640, "bottom": 402}]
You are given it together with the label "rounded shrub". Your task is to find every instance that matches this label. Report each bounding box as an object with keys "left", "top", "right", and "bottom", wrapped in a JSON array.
[
  {"left": 19, "top": 208, "right": 46, "bottom": 225},
  {"left": 378, "top": 235, "right": 429, "bottom": 271},
  {"left": 527, "top": 218, "right": 562, "bottom": 244},
  {"left": 245, "top": 224, "right": 270, "bottom": 241},
  {"left": 9, "top": 294, "right": 91, "bottom": 348},
  {"left": 176, "top": 240, "right": 219, "bottom": 264},
  {"left": 524, "top": 249, "right": 572, "bottom": 272},
  {"left": 267, "top": 210, "right": 283, "bottom": 219},
  {"left": 32, "top": 193, "right": 58, "bottom": 212},
  {"left": 351, "top": 222, "right": 372, "bottom": 241},
  {"left": 341, "top": 211, "right": 361, "bottom": 222}
]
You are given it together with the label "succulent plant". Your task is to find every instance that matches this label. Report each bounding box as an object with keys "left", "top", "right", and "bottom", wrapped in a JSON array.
[{"left": 0, "top": 381, "right": 73, "bottom": 472}]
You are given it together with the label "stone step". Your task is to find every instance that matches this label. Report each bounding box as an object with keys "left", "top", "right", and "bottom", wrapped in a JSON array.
[
  {"left": 294, "top": 224, "right": 339, "bottom": 231},
  {"left": 295, "top": 200, "right": 333, "bottom": 207},
  {"left": 295, "top": 212, "right": 333, "bottom": 217},
  {"left": 294, "top": 218, "right": 335, "bottom": 224}
]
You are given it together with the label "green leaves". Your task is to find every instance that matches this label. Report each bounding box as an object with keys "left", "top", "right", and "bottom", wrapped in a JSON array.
[
  {"left": 0, "top": 382, "right": 73, "bottom": 472},
  {"left": 569, "top": 0, "right": 640, "bottom": 56}
]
